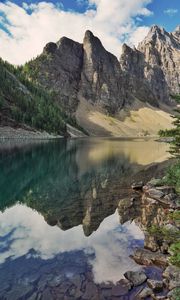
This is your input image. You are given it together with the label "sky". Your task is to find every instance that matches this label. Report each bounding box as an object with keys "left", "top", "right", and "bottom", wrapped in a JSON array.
[{"left": 0, "top": 0, "right": 179, "bottom": 65}]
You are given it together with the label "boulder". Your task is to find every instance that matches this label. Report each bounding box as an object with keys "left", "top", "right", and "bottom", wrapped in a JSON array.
[
  {"left": 111, "top": 279, "right": 132, "bottom": 296},
  {"left": 137, "top": 287, "right": 153, "bottom": 299},
  {"left": 153, "top": 296, "right": 168, "bottom": 300},
  {"left": 147, "top": 279, "right": 163, "bottom": 292},
  {"left": 124, "top": 271, "right": 147, "bottom": 287},
  {"left": 156, "top": 187, "right": 175, "bottom": 195},
  {"left": 132, "top": 248, "right": 168, "bottom": 267},
  {"left": 163, "top": 266, "right": 180, "bottom": 290},
  {"left": 132, "top": 182, "right": 144, "bottom": 191},
  {"left": 160, "top": 242, "right": 169, "bottom": 254},
  {"left": 146, "top": 188, "right": 165, "bottom": 200}
]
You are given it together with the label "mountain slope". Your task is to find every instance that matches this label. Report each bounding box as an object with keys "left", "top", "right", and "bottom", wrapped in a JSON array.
[{"left": 0, "top": 59, "right": 86, "bottom": 137}]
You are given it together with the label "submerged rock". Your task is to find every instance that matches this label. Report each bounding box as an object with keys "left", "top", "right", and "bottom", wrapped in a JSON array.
[
  {"left": 137, "top": 287, "right": 153, "bottom": 299},
  {"left": 124, "top": 270, "right": 147, "bottom": 287},
  {"left": 111, "top": 279, "right": 132, "bottom": 296}
]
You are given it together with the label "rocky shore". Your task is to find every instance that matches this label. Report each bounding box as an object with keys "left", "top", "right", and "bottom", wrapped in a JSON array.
[
  {"left": 0, "top": 126, "right": 62, "bottom": 140},
  {"left": 119, "top": 181, "right": 180, "bottom": 300}
]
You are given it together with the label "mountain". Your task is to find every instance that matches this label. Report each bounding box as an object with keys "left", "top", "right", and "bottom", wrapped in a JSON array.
[
  {"left": 0, "top": 25, "right": 179, "bottom": 137},
  {"left": 0, "top": 59, "right": 85, "bottom": 137},
  {"left": 121, "top": 25, "right": 180, "bottom": 104}
]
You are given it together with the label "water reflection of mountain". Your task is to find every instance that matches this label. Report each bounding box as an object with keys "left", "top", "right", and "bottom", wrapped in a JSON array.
[{"left": 0, "top": 138, "right": 170, "bottom": 236}]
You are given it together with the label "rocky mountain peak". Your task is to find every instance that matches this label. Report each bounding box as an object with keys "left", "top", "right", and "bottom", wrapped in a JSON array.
[
  {"left": 173, "top": 25, "right": 180, "bottom": 34},
  {"left": 138, "top": 25, "right": 172, "bottom": 48},
  {"left": 121, "top": 24, "right": 180, "bottom": 104},
  {"left": 43, "top": 42, "right": 57, "bottom": 54},
  {"left": 172, "top": 25, "right": 180, "bottom": 41},
  {"left": 26, "top": 25, "right": 180, "bottom": 121},
  {"left": 83, "top": 30, "right": 105, "bottom": 55},
  {"left": 84, "top": 30, "right": 94, "bottom": 41}
]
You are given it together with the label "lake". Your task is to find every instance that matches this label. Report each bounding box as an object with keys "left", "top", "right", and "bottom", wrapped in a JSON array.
[{"left": 0, "top": 138, "right": 170, "bottom": 300}]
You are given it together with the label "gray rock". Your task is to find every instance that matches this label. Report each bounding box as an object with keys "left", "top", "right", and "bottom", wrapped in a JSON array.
[
  {"left": 121, "top": 25, "right": 180, "bottom": 106},
  {"left": 164, "top": 224, "right": 179, "bottom": 233},
  {"left": 160, "top": 242, "right": 169, "bottom": 254},
  {"left": 137, "top": 287, "right": 153, "bottom": 299},
  {"left": 124, "top": 270, "right": 147, "bottom": 287},
  {"left": 80, "top": 30, "right": 124, "bottom": 114},
  {"left": 144, "top": 234, "right": 159, "bottom": 252},
  {"left": 82, "top": 281, "right": 99, "bottom": 299},
  {"left": 147, "top": 279, "right": 163, "bottom": 292},
  {"left": 163, "top": 266, "right": 180, "bottom": 290},
  {"left": 132, "top": 182, "right": 144, "bottom": 190},
  {"left": 147, "top": 178, "right": 162, "bottom": 187},
  {"left": 132, "top": 248, "right": 168, "bottom": 267},
  {"left": 146, "top": 188, "right": 165, "bottom": 200},
  {"left": 154, "top": 296, "right": 167, "bottom": 300},
  {"left": 156, "top": 187, "right": 175, "bottom": 195},
  {"left": 164, "top": 193, "right": 177, "bottom": 202},
  {"left": 112, "top": 279, "right": 132, "bottom": 296},
  {"left": 26, "top": 36, "right": 84, "bottom": 114}
]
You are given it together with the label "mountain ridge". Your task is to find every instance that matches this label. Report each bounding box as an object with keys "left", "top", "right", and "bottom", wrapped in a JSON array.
[
  {"left": 24, "top": 25, "right": 180, "bottom": 112},
  {"left": 0, "top": 24, "right": 179, "bottom": 137}
]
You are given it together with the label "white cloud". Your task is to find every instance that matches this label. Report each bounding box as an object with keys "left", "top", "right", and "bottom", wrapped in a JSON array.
[
  {"left": 164, "top": 8, "right": 178, "bottom": 17},
  {"left": 0, "top": 0, "right": 153, "bottom": 65},
  {"left": 129, "top": 26, "right": 150, "bottom": 47},
  {"left": 0, "top": 204, "right": 144, "bottom": 283}
]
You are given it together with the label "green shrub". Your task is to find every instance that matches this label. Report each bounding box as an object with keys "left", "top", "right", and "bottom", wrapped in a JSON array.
[{"left": 169, "top": 242, "right": 180, "bottom": 267}]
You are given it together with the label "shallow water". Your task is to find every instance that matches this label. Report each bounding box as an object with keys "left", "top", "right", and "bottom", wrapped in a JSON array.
[{"left": 0, "top": 138, "right": 170, "bottom": 299}]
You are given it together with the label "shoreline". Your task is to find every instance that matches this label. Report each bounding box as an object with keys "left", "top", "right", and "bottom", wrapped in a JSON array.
[
  {"left": 125, "top": 181, "right": 180, "bottom": 299},
  {"left": 0, "top": 125, "right": 166, "bottom": 141}
]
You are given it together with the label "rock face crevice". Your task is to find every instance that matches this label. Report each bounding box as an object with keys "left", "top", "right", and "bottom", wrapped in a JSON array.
[
  {"left": 80, "top": 30, "right": 125, "bottom": 114},
  {"left": 26, "top": 25, "right": 180, "bottom": 115}
]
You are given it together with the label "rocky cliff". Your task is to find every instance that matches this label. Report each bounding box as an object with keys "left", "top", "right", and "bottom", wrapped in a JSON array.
[
  {"left": 80, "top": 30, "right": 125, "bottom": 114},
  {"left": 121, "top": 25, "right": 180, "bottom": 105},
  {"left": 25, "top": 25, "right": 180, "bottom": 117}
]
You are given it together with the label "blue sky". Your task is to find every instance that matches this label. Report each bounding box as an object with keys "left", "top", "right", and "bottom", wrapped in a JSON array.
[{"left": 0, "top": 0, "right": 179, "bottom": 64}]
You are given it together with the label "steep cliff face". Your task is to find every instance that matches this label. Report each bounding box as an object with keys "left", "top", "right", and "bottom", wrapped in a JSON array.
[
  {"left": 25, "top": 37, "right": 83, "bottom": 113},
  {"left": 120, "top": 25, "right": 180, "bottom": 104},
  {"left": 26, "top": 30, "right": 126, "bottom": 115},
  {"left": 120, "top": 44, "right": 158, "bottom": 106},
  {"left": 80, "top": 31, "right": 125, "bottom": 114},
  {"left": 25, "top": 25, "right": 180, "bottom": 117}
]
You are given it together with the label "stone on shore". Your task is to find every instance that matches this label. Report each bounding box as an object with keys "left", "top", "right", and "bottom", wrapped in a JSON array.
[
  {"left": 146, "top": 188, "right": 165, "bottom": 200},
  {"left": 132, "top": 248, "right": 168, "bottom": 267},
  {"left": 163, "top": 266, "right": 180, "bottom": 290},
  {"left": 124, "top": 270, "right": 147, "bottom": 287},
  {"left": 131, "top": 182, "right": 144, "bottom": 191},
  {"left": 137, "top": 287, "right": 153, "bottom": 299},
  {"left": 147, "top": 279, "right": 163, "bottom": 292}
]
